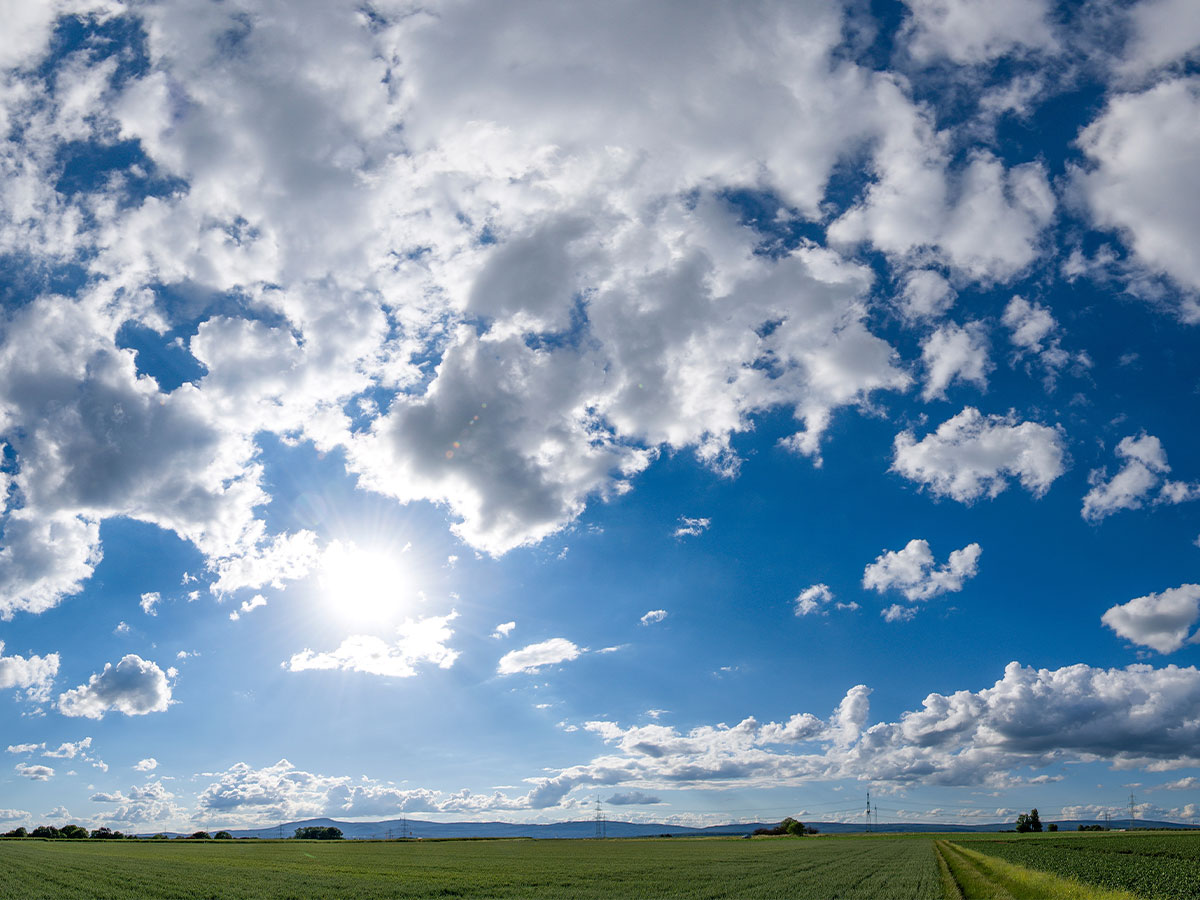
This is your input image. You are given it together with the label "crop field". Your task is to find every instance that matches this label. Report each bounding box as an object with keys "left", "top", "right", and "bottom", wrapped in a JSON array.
[
  {"left": 1, "top": 832, "right": 1197, "bottom": 899},
  {"left": 951, "top": 831, "right": 1200, "bottom": 900},
  {"left": 0, "top": 835, "right": 943, "bottom": 900}
]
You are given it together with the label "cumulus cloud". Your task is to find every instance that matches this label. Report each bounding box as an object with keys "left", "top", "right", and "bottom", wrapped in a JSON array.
[
  {"left": 87, "top": 780, "right": 181, "bottom": 824},
  {"left": 1082, "top": 434, "right": 1199, "bottom": 522},
  {"left": 57, "top": 655, "right": 173, "bottom": 719},
  {"left": 863, "top": 539, "right": 981, "bottom": 619},
  {"left": 134, "top": 758, "right": 158, "bottom": 772},
  {"left": 229, "top": 594, "right": 267, "bottom": 622},
  {"left": 639, "top": 610, "right": 668, "bottom": 626},
  {"left": 1076, "top": 77, "right": 1200, "bottom": 319},
  {"left": 899, "top": 270, "right": 956, "bottom": 320},
  {"left": 0, "top": 642, "right": 60, "bottom": 703},
  {"left": 498, "top": 638, "right": 582, "bottom": 675},
  {"left": 1102, "top": 584, "right": 1200, "bottom": 654},
  {"left": 491, "top": 621, "right": 516, "bottom": 640},
  {"left": 892, "top": 407, "right": 1066, "bottom": 502},
  {"left": 16, "top": 763, "right": 53, "bottom": 781},
  {"left": 139, "top": 592, "right": 161, "bottom": 616},
  {"left": 901, "top": 0, "right": 1058, "bottom": 64},
  {"left": 285, "top": 612, "right": 460, "bottom": 678},
  {"left": 794, "top": 584, "right": 834, "bottom": 616},
  {"left": 920, "top": 322, "right": 990, "bottom": 401}
]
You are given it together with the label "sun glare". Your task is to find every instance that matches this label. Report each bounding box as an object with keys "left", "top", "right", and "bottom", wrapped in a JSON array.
[{"left": 318, "top": 542, "right": 417, "bottom": 622}]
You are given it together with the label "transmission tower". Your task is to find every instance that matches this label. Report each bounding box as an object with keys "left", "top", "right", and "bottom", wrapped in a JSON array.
[
  {"left": 865, "top": 791, "right": 871, "bottom": 832},
  {"left": 594, "top": 798, "right": 606, "bottom": 839},
  {"left": 1129, "top": 793, "right": 1136, "bottom": 830}
]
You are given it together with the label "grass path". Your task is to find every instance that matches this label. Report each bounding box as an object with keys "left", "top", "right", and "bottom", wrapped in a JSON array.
[{"left": 936, "top": 840, "right": 1141, "bottom": 900}]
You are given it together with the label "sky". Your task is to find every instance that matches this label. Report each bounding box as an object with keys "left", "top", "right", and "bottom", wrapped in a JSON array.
[{"left": 1, "top": 0, "right": 1200, "bottom": 834}]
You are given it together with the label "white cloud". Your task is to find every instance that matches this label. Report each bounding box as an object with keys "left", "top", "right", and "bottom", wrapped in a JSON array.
[
  {"left": 139, "top": 592, "right": 161, "bottom": 617},
  {"left": 1102, "top": 584, "right": 1200, "bottom": 654},
  {"left": 1076, "top": 77, "right": 1200, "bottom": 318},
  {"left": 491, "top": 621, "right": 516, "bottom": 640},
  {"left": 285, "top": 612, "right": 460, "bottom": 678},
  {"left": 639, "top": 609, "right": 668, "bottom": 626},
  {"left": 1001, "top": 296, "right": 1082, "bottom": 388},
  {"left": 794, "top": 584, "right": 834, "bottom": 616},
  {"left": 229, "top": 594, "right": 267, "bottom": 622},
  {"left": 0, "top": 642, "right": 60, "bottom": 703},
  {"left": 1117, "top": 0, "right": 1200, "bottom": 79},
  {"left": 863, "top": 539, "right": 981, "bottom": 609},
  {"left": 6, "top": 743, "right": 40, "bottom": 754},
  {"left": 673, "top": 517, "right": 711, "bottom": 538},
  {"left": 892, "top": 407, "right": 1066, "bottom": 502},
  {"left": 0, "top": 808, "right": 30, "bottom": 822},
  {"left": 899, "top": 270, "right": 956, "bottom": 320},
  {"left": 1083, "top": 433, "right": 1199, "bottom": 522},
  {"left": 882, "top": 604, "right": 919, "bottom": 623},
  {"left": 57, "top": 655, "right": 173, "bottom": 719},
  {"left": 134, "top": 758, "right": 158, "bottom": 772},
  {"left": 498, "top": 638, "right": 582, "bottom": 675},
  {"left": 920, "top": 322, "right": 990, "bottom": 401},
  {"left": 87, "top": 780, "right": 181, "bottom": 825},
  {"left": 16, "top": 763, "right": 53, "bottom": 781},
  {"left": 43, "top": 738, "right": 92, "bottom": 759},
  {"left": 901, "top": 0, "right": 1058, "bottom": 64}
]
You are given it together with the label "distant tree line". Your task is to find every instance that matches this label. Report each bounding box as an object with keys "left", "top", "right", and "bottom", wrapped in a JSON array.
[
  {"left": 293, "top": 826, "right": 344, "bottom": 840},
  {"left": 2, "top": 826, "right": 239, "bottom": 839},
  {"left": 752, "top": 817, "right": 818, "bottom": 836}
]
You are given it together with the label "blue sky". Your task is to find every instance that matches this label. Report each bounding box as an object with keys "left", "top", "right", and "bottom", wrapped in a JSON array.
[{"left": 2, "top": 0, "right": 1200, "bottom": 832}]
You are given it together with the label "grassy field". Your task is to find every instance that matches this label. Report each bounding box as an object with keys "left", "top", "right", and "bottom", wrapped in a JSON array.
[{"left": 2, "top": 832, "right": 1197, "bottom": 899}]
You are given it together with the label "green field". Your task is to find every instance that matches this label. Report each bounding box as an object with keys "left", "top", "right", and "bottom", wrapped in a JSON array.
[
  {"left": 1, "top": 832, "right": 1197, "bottom": 899},
  {"left": 951, "top": 832, "right": 1200, "bottom": 900}
]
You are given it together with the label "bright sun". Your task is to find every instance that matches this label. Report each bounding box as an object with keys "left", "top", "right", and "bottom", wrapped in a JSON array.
[{"left": 318, "top": 541, "right": 417, "bottom": 622}]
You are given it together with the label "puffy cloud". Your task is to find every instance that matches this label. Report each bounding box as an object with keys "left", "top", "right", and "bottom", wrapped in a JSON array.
[
  {"left": 863, "top": 539, "right": 981, "bottom": 603},
  {"left": 673, "top": 517, "right": 711, "bottom": 538},
  {"left": 0, "top": 808, "right": 30, "bottom": 822},
  {"left": 134, "top": 758, "right": 158, "bottom": 772},
  {"left": 88, "top": 780, "right": 181, "bottom": 824},
  {"left": 1083, "top": 433, "right": 1199, "bottom": 522},
  {"left": 0, "top": 642, "right": 60, "bottom": 703},
  {"left": 639, "top": 610, "right": 668, "bottom": 626},
  {"left": 57, "top": 655, "right": 172, "bottom": 719},
  {"left": 1001, "top": 297, "right": 1084, "bottom": 388},
  {"left": 491, "top": 621, "right": 516, "bottom": 640},
  {"left": 43, "top": 738, "right": 92, "bottom": 759},
  {"left": 228, "top": 594, "right": 267, "bottom": 622},
  {"left": 196, "top": 759, "right": 529, "bottom": 824},
  {"left": 16, "top": 763, "right": 53, "bottom": 781},
  {"left": 285, "top": 612, "right": 460, "bottom": 679},
  {"left": 1102, "top": 584, "right": 1200, "bottom": 654},
  {"left": 794, "top": 584, "right": 834, "bottom": 616},
  {"left": 139, "top": 592, "right": 161, "bottom": 616},
  {"left": 498, "top": 638, "right": 582, "bottom": 675},
  {"left": 892, "top": 407, "right": 1066, "bottom": 502},
  {"left": 901, "top": 0, "right": 1058, "bottom": 64},
  {"left": 1118, "top": 0, "right": 1200, "bottom": 81},
  {"left": 899, "top": 270, "right": 956, "bottom": 320},
  {"left": 920, "top": 322, "right": 990, "bottom": 401},
  {"left": 1076, "top": 77, "right": 1200, "bottom": 317}
]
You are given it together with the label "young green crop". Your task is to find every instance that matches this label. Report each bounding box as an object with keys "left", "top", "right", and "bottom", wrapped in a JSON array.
[{"left": 0, "top": 835, "right": 944, "bottom": 900}]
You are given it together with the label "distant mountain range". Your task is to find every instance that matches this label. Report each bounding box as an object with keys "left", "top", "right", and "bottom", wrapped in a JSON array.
[{"left": 157, "top": 816, "right": 1199, "bottom": 840}]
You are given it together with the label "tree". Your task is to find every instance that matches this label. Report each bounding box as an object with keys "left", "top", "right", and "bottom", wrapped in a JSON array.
[
  {"left": 30, "top": 825, "right": 59, "bottom": 838},
  {"left": 190, "top": 831, "right": 211, "bottom": 840},
  {"left": 293, "top": 826, "right": 344, "bottom": 840},
  {"left": 1047, "top": 823, "right": 1058, "bottom": 832},
  {"left": 1015, "top": 809, "right": 1043, "bottom": 833},
  {"left": 59, "top": 825, "right": 88, "bottom": 839},
  {"left": 214, "top": 831, "right": 233, "bottom": 840},
  {"left": 3, "top": 827, "right": 26, "bottom": 838}
]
